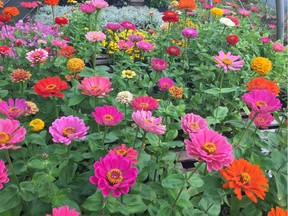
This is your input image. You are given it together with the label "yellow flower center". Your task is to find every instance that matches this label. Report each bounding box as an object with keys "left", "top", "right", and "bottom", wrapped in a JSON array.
[
  {"left": 104, "top": 114, "right": 114, "bottom": 121},
  {"left": 116, "top": 149, "right": 127, "bottom": 156},
  {"left": 256, "top": 100, "right": 267, "bottom": 108},
  {"left": 257, "top": 117, "right": 265, "bottom": 123},
  {"left": 106, "top": 168, "right": 123, "bottom": 185},
  {"left": 240, "top": 172, "right": 251, "bottom": 184},
  {"left": 8, "top": 107, "right": 21, "bottom": 114},
  {"left": 91, "top": 85, "right": 101, "bottom": 91},
  {"left": 34, "top": 53, "right": 40, "bottom": 57},
  {"left": 46, "top": 84, "right": 57, "bottom": 90},
  {"left": 62, "top": 127, "right": 76, "bottom": 137},
  {"left": 202, "top": 142, "right": 217, "bottom": 154},
  {"left": 139, "top": 103, "right": 149, "bottom": 109},
  {"left": 190, "top": 122, "right": 199, "bottom": 130},
  {"left": 144, "top": 118, "right": 154, "bottom": 124},
  {"left": 0, "top": 132, "right": 10, "bottom": 144},
  {"left": 222, "top": 58, "right": 233, "bottom": 66}
]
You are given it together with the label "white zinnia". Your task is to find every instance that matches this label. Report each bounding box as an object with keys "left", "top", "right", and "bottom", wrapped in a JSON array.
[
  {"left": 219, "top": 17, "right": 235, "bottom": 27},
  {"left": 116, "top": 91, "right": 133, "bottom": 104}
]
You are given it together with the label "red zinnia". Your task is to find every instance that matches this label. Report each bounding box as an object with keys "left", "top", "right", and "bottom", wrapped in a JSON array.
[
  {"left": 166, "top": 46, "right": 181, "bottom": 56},
  {"left": 44, "top": 0, "right": 59, "bottom": 6},
  {"left": 34, "top": 76, "right": 68, "bottom": 98},
  {"left": 226, "top": 34, "right": 239, "bottom": 45},
  {"left": 130, "top": 96, "right": 159, "bottom": 111},
  {"left": 162, "top": 11, "right": 179, "bottom": 23},
  {"left": 0, "top": 46, "right": 10, "bottom": 55},
  {"left": 0, "top": 14, "right": 11, "bottom": 23},
  {"left": 55, "top": 16, "right": 68, "bottom": 25},
  {"left": 226, "top": 16, "right": 239, "bottom": 26}
]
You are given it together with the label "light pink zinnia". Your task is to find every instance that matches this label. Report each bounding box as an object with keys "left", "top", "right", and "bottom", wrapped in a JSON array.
[
  {"left": 120, "top": 21, "right": 136, "bottom": 30},
  {"left": 268, "top": 24, "right": 276, "bottom": 29},
  {"left": 52, "top": 39, "right": 67, "bottom": 48},
  {"left": 20, "top": 1, "right": 38, "bottom": 9},
  {"left": 45, "top": 205, "right": 80, "bottom": 216},
  {"left": 90, "top": 154, "right": 138, "bottom": 197},
  {"left": 239, "top": 9, "right": 251, "bottom": 16},
  {"left": 272, "top": 42, "right": 285, "bottom": 52},
  {"left": 109, "top": 144, "right": 138, "bottom": 164},
  {"left": 151, "top": 58, "right": 168, "bottom": 71},
  {"left": 130, "top": 96, "right": 159, "bottom": 111},
  {"left": 249, "top": 111, "right": 274, "bottom": 129},
  {"left": 158, "top": 77, "right": 174, "bottom": 91},
  {"left": 79, "top": 3, "right": 96, "bottom": 14},
  {"left": 181, "top": 113, "right": 208, "bottom": 135},
  {"left": 132, "top": 110, "right": 166, "bottom": 135},
  {"left": 91, "top": 0, "right": 109, "bottom": 9},
  {"left": 49, "top": 115, "right": 89, "bottom": 145},
  {"left": 260, "top": 37, "right": 271, "bottom": 43},
  {"left": 92, "top": 105, "right": 123, "bottom": 126},
  {"left": 117, "top": 40, "right": 133, "bottom": 50},
  {"left": 136, "top": 41, "right": 153, "bottom": 52},
  {"left": 213, "top": 50, "right": 244, "bottom": 72},
  {"left": 185, "top": 129, "right": 234, "bottom": 172},
  {"left": 26, "top": 48, "right": 48, "bottom": 64},
  {"left": 85, "top": 31, "right": 106, "bottom": 42},
  {"left": 106, "top": 23, "right": 122, "bottom": 31},
  {"left": 78, "top": 76, "right": 113, "bottom": 97},
  {"left": 181, "top": 28, "right": 198, "bottom": 38},
  {"left": 0, "top": 98, "right": 30, "bottom": 119},
  {"left": 0, "top": 118, "right": 26, "bottom": 150},
  {"left": 242, "top": 89, "right": 282, "bottom": 114},
  {"left": 0, "top": 160, "right": 9, "bottom": 189},
  {"left": 128, "top": 34, "right": 144, "bottom": 42}
]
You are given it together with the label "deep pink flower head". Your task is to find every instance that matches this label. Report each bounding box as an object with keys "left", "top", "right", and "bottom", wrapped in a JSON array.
[
  {"left": 136, "top": 41, "right": 153, "bottom": 52},
  {"left": 117, "top": 40, "right": 133, "bottom": 50},
  {"left": 20, "top": 1, "right": 39, "bottom": 9},
  {"left": 26, "top": 48, "right": 48, "bottom": 64},
  {"left": 213, "top": 50, "right": 244, "bottom": 73},
  {"left": 49, "top": 115, "right": 89, "bottom": 145},
  {"left": 128, "top": 34, "right": 144, "bottom": 42},
  {"left": 250, "top": 6, "right": 259, "bottom": 12},
  {"left": 268, "top": 24, "right": 276, "bottom": 29},
  {"left": 0, "top": 98, "right": 30, "bottom": 119},
  {"left": 79, "top": 3, "right": 96, "bottom": 14},
  {"left": 242, "top": 89, "right": 282, "bottom": 114},
  {"left": 260, "top": 37, "right": 271, "bottom": 43},
  {"left": 106, "top": 23, "right": 122, "bottom": 31},
  {"left": 0, "top": 160, "right": 9, "bottom": 189},
  {"left": 223, "top": 8, "right": 233, "bottom": 15},
  {"left": 85, "top": 31, "right": 106, "bottom": 42},
  {"left": 132, "top": 110, "right": 166, "bottom": 135},
  {"left": 181, "top": 113, "right": 208, "bottom": 136},
  {"left": 120, "top": 21, "right": 136, "bottom": 30},
  {"left": 90, "top": 154, "right": 138, "bottom": 197},
  {"left": 203, "top": 4, "right": 213, "bottom": 9},
  {"left": 45, "top": 205, "right": 80, "bottom": 216},
  {"left": 52, "top": 39, "right": 67, "bottom": 48},
  {"left": 109, "top": 144, "right": 138, "bottom": 164},
  {"left": 78, "top": 76, "right": 113, "bottom": 97},
  {"left": 151, "top": 58, "right": 168, "bottom": 71},
  {"left": 239, "top": 9, "right": 251, "bottom": 16},
  {"left": 185, "top": 129, "right": 234, "bottom": 172},
  {"left": 181, "top": 28, "right": 198, "bottom": 38},
  {"left": 249, "top": 111, "right": 274, "bottom": 129},
  {"left": 0, "top": 118, "right": 26, "bottom": 150},
  {"left": 92, "top": 105, "right": 123, "bottom": 126},
  {"left": 0, "top": 46, "right": 10, "bottom": 55},
  {"left": 130, "top": 96, "right": 159, "bottom": 111},
  {"left": 272, "top": 42, "right": 285, "bottom": 52},
  {"left": 91, "top": 0, "right": 109, "bottom": 9},
  {"left": 158, "top": 77, "right": 174, "bottom": 91}
]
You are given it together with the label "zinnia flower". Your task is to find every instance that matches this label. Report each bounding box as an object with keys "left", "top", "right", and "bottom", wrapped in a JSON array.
[
  {"left": 57, "top": 46, "right": 75, "bottom": 58},
  {"left": 92, "top": 105, "right": 123, "bottom": 126},
  {"left": 49, "top": 115, "right": 89, "bottom": 145},
  {"left": 0, "top": 46, "right": 10, "bottom": 55},
  {"left": 130, "top": 96, "right": 159, "bottom": 111},
  {"left": 267, "top": 206, "right": 288, "bottom": 216},
  {"left": 78, "top": 76, "right": 113, "bottom": 97},
  {"left": 260, "top": 37, "right": 270, "bottom": 43},
  {"left": 151, "top": 58, "right": 168, "bottom": 71},
  {"left": 239, "top": 9, "right": 251, "bottom": 16},
  {"left": 26, "top": 48, "right": 48, "bottom": 64},
  {"left": 45, "top": 205, "right": 80, "bottom": 216},
  {"left": 24, "top": 101, "right": 39, "bottom": 116},
  {"left": 248, "top": 111, "right": 274, "bottom": 129},
  {"left": 226, "top": 34, "right": 239, "bottom": 45},
  {"left": 246, "top": 77, "right": 279, "bottom": 96},
  {"left": 122, "top": 70, "right": 136, "bottom": 79},
  {"left": 91, "top": 0, "right": 109, "bottom": 9},
  {"left": 181, "top": 113, "right": 208, "bottom": 135},
  {"left": 132, "top": 110, "right": 166, "bottom": 135},
  {"left": 0, "top": 98, "right": 30, "bottom": 119},
  {"left": 29, "top": 119, "right": 45, "bottom": 132},
  {"left": 166, "top": 46, "right": 181, "bottom": 56},
  {"left": 210, "top": 7, "right": 224, "bottom": 17},
  {"left": 242, "top": 89, "right": 282, "bottom": 114},
  {"left": 162, "top": 11, "right": 179, "bottom": 22},
  {"left": 268, "top": 24, "right": 276, "bottom": 29},
  {"left": 90, "top": 154, "right": 138, "bottom": 197},
  {"left": 118, "top": 40, "right": 133, "bottom": 50},
  {"left": 251, "top": 57, "right": 272, "bottom": 75},
  {"left": 67, "top": 58, "right": 85, "bottom": 73},
  {"left": 220, "top": 158, "right": 268, "bottom": 203},
  {"left": 169, "top": 86, "right": 183, "bottom": 98},
  {"left": 203, "top": 4, "right": 213, "bottom": 9},
  {"left": 272, "top": 42, "right": 285, "bottom": 52},
  {"left": 2, "top": 7, "right": 19, "bottom": 17},
  {"left": 158, "top": 77, "right": 174, "bottom": 91},
  {"left": 0, "top": 14, "right": 11, "bottom": 23},
  {"left": 34, "top": 76, "right": 68, "bottom": 98},
  {"left": 20, "top": 1, "right": 38, "bottom": 9},
  {"left": 220, "top": 17, "right": 235, "bottom": 27},
  {"left": 44, "top": 0, "right": 59, "bottom": 6},
  {"left": 106, "top": 23, "right": 122, "bottom": 31},
  {"left": 0, "top": 160, "right": 9, "bottom": 189},
  {"left": 51, "top": 40, "right": 67, "bottom": 48},
  {"left": 116, "top": 91, "right": 133, "bottom": 104},
  {"left": 85, "top": 31, "right": 106, "bottom": 42},
  {"left": 177, "top": 0, "right": 196, "bottom": 10},
  {"left": 136, "top": 41, "right": 153, "bottom": 52},
  {"left": 79, "top": 3, "right": 96, "bottom": 14},
  {"left": 55, "top": 16, "right": 68, "bottom": 25},
  {"left": 128, "top": 34, "right": 144, "bottom": 42},
  {"left": 181, "top": 28, "right": 198, "bottom": 38},
  {"left": 0, "top": 118, "right": 26, "bottom": 150},
  {"left": 120, "top": 21, "right": 136, "bottom": 30},
  {"left": 213, "top": 50, "right": 244, "bottom": 73},
  {"left": 226, "top": 16, "right": 239, "bottom": 26},
  {"left": 10, "top": 69, "right": 31, "bottom": 82},
  {"left": 109, "top": 144, "right": 138, "bottom": 164}
]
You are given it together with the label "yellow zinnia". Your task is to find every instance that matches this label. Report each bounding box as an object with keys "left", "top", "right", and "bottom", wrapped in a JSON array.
[
  {"left": 251, "top": 57, "right": 272, "bottom": 75},
  {"left": 122, "top": 70, "right": 136, "bottom": 79},
  {"left": 67, "top": 58, "right": 85, "bottom": 73},
  {"left": 29, "top": 119, "right": 45, "bottom": 132},
  {"left": 210, "top": 7, "right": 224, "bottom": 17}
]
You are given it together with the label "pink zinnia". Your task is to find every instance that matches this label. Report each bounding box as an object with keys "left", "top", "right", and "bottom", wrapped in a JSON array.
[
  {"left": 268, "top": 24, "right": 276, "bottom": 29},
  {"left": 109, "top": 144, "right": 138, "bottom": 164},
  {"left": 106, "top": 23, "right": 122, "bottom": 31},
  {"left": 213, "top": 50, "right": 244, "bottom": 72},
  {"left": 120, "top": 21, "right": 136, "bottom": 30},
  {"left": 90, "top": 154, "right": 138, "bottom": 197},
  {"left": 136, "top": 41, "right": 153, "bottom": 52},
  {"left": 181, "top": 113, "right": 208, "bottom": 135},
  {"left": 91, "top": 0, "right": 109, "bottom": 9},
  {"left": 0, "top": 46, "right": 10, "bottom": 55},
  {"left": 130, "top": 96, "right": 159, "bottom": 111},
  {"left": 0, "top": 160, "right": 9, "bottom": 189},
  {"left": 0, "top": 118, "right": 26, "bottom": 150},
  {"left": 49, "top": 115, "right": 89, "bottom": 145},
  {"left": 85, "top": 31, "right": 106, "bottom": 42},
  {"left": 158, "top": 77, "right": 174, "bottom": 91},
  {"left": 92, "top": 105, "right": 123, "bottom": 126},
  {"left": 185, "top": 129, "right": 234, "bottom": 172},
  {"left": 45, "top": 205, "right": 80, "bottom": 216},
  {"left": 181, "top": 28, "right": 198, "bottom": 38},
  {"left": 223, "top": 8, "right": 233, "bottom": 15},
  {"left": 20, "top": 1, "right": 38, "bottom": 9},
  {"left": 272, "top": 42, "right": 285, "bottom": 52},
  {"left": 132, "top": 110, "right": 166, "bottom": 135},
  {"left": 0, "top": 98, "right": 30, "bottom": 119},
  {"left": 260, "top": 37, "right": 271, "bottom": 43},
  {"left": 78, "top": 76, "right": 113, "bottom": 97},
  {"left": 79, "top": 3, "right": 96, "bottom": 14},
  {"left": 242, "top": 89, "right": 282, "bottom": 114},
  {"left": 203, "top": 4, "right": 213, "bottom": 9},
  {"left": 26, "top": 48, "right": 48, "bottom": 64},
  {"left": 151, "top": 58, "right": 168, "bottom": 71},
  {"left": 250, "top": 6, "right": 259, "bottom": 12},
  {"left": 128, "top": 34, "right": 144, "bottom": 42},
  {"left": 239, "top": 9, "right": 251, "bottom": 16},
  {"left": 249, "top": 111, "right": 274, "bottom": 129},
  {"left": 117, "top": 40, "right": 133, "bottom": 50},
  {"left": 52, "top": 39, "right": 67, "bottom": 48}
]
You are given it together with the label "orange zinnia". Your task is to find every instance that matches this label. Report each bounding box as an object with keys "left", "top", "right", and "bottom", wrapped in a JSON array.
[
  {"left": 177, "top": 0, "right": 196, "bottom": 11},
  {"left": 2, "top": 7, "right": 20, "bottom": 17},
  {"left": 57, "top": 46, "right": 75, "bottom": 58},
  {"left": 267, "top": 206, "right": 288, "bottom": 216},
  {"left": 44, "top": 0, "right": 59, "bottom": 6},
  {"left": 246, "top": 76, "right": 280, "bottom": 96},
  {"left": 220, "top": 158, "right": 268, "bottom": 203}
]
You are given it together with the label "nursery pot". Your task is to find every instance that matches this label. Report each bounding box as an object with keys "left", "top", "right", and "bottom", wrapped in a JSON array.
[{"left": 129, "top": 0, "right": 145, "bottom": 6}]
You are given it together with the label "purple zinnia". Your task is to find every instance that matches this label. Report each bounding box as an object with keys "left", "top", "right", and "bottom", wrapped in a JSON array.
[
  {"left": 0, "top": 98, "right": 30, "bottom": 119},
  {"left": 181, "top": 28, "right": 198, "bottom": 38}
]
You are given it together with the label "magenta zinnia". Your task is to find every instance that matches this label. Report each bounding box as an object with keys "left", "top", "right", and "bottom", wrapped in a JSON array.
[
  {"left": 49, "top": 115, "right": 89, "bottom": 145},
  {"left": 79, "top": 3, "right": 96, "bottom": 14},
  {"left": 181, "top": 113, "right": 208, "bottom": 135},
  {"left": 0, "top": 98, "right": 30, "bottom": 119},
  {"left": 136, "top": 41, "right": 153, "bottom": 52},
  {"left": 213, "top": 50, "right": 244, "bottom": 72},
  {"left": 45, "top": 205, "right": 80, "bottom": 216},
  {"left": 249, "top": 111, "right": 274, "bottom": 129},
  {"left": 181, "top": 28, "right": 198, "bottom": 38},
  {"left": 158, "top": 77, "right": 174, "bottom": 91},
  {"left": 151, "top": 58, "right": 168, "bottom": 71},
  {"left": 26, "top": 48, "right": 48, "bottom": 64},
  {"left": 78, "top": 76, "right": 113, "bottom": 97},
  {"left": 0, "top": 160, "right": 9, "bottom": 189},
  {"left": 130, "top": 96, "right": 159, "bottom": 111},
  {"left": 118, "top": 40, "right": 133, "bottom": 50},
  {"left": 185, "top": 129, "right": 234, "bottom": 172},
  {"left": 92, "top": 105, "right": 123, "bottom": 126},
  {"left": 120, "top": 21, "right": 136, "bottom": 30},
  {"left": 90, "top": 154, "right": 138, "bottom": 197},
  {"left": 109, "top": 144, "right": 138, "bottom": 164},
  {"left": 0, "top": 118, "right": 26, "bottom": 150}
]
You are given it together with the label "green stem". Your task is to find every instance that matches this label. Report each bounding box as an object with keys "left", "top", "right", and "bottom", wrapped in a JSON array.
[
  {"left": 51, "top": 6, "right": 55, "bottom": 23},
  {"left": 92, "top": 42, "right": 98, "bottom": 70},
  {"left": 102, "top": 126, "right": 108, "bottom": 148},
  {"left": 19, "top": 82, "right": 24, "bottom": 96},
  {"left": 149, "top": 71, "right": 159, "bottom": 94},
  {"left": 53, "top": 98, "right": 58, "bottom": 118},
  {"left": 137, "top": 131, "right": 147, "bottom": 160},
  {"left": 133, "top": 126, "right": 140, "bottom": 148},
  {"left": 213, "top": 72, "right": 224, "bottom": 130}
]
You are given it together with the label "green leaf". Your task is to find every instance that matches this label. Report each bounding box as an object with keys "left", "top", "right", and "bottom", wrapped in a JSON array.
[
  {"left": 0, "top": 90, "right": 9, "bottom": 98},
  {"left": 119, "top": 194, "right": 147, "bottom": 214},
  {"left": 162, "top": 174, "right": 185, "bottom": 189},
  {"left": 146, "top": 133, "right": 160, "bottom": 146},
  {"left": 106, "top": 196, "right": 121, "bottom": 214},
  {"left": 0, "top": 185, "right": 21, "bottom": 213},
  {"left": 148, "top": 199, "right": 170, "bottom": 216},
  {"left": 68, "top": 94, "right": 85, "bottom": 106},
  {"left": 161, "top": 141, "right": 183, "bottom": 148},
  {"left": 157, "top": 206, "right": 182, "bottom": 216},
  {"left": 28, "top": 158, "right": 48, "bottom": 170},
  {"left": 186, "top": 174, "right": 204, "bottom": 188},
  {"left": 19, "top": 181, "right": 38, "bottom": 201},
  {"left": 0, "top": 80, "right": 9, "bottom": 86},
  {"left": 25, "top": 131, "right": 47, "bottom": 145},
  {"left": 82, "top": 190, "right": 105, "bottom": 212},
  {"left": 165, "top": 130, "right": 178, "bottom": 141},
  {"left": 213, "top": 106, "right": 228, "bottom": 120},
  {"left": 274, "top": 173, "right": 287, "bottom": 202},
  {"left": 240, "top": 203, "right": 262, "bottom": 216},
  {"left": 203, "top": 88, "right": 221, "bottom": 95},
  {"left": 220, "top": 86, "right": 239, "bottom": 93}
]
